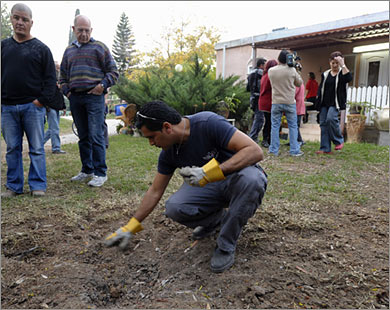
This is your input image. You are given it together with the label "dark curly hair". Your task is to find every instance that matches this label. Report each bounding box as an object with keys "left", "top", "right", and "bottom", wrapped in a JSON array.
[
  {"left": 256, "top": 57, "right": 267, "bottom": 67},
  {"left": 329, "top": 51, "right": 343, "bottom": 60},
  {"left": 277, "top": 49, "right": 289, "bottom": 64},
  {"left": 135, "top": 100, "right": 182, "bottom": 131}
]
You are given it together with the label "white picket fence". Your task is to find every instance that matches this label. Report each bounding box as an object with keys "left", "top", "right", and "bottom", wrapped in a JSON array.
[{"left": 346, "top": 85, "right": 389, "bottom": 124}]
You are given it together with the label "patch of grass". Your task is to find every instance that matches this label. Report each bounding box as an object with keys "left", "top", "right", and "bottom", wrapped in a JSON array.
[
  {"left": 59, "top": 117, "right": 74, "bottom": 134},
  {"left": 44, "top": 117, "right": 74, "bottom": 135},
  {"left": 106, "top": 135, "right": 160, "bottom": 193}
]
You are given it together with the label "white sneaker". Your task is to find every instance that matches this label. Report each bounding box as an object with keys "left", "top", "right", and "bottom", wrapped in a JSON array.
[
  {"left": 71, "top": 172, "right": 94, "bottom": 182},
  {"left": 291, "top": 151, "right": 304, "bottom": 157},
  {"left": 88, "top": 175, "right": 108, "bottom": 187}
]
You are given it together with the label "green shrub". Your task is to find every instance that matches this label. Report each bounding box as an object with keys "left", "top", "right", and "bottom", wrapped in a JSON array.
[{"left": 112, "top": 55, "right": 250, "bottom": 128}]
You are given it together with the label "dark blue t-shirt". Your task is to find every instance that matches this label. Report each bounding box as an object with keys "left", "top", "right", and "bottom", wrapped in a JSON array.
[{"left": 158, "top": 112, "right": 237, "bottom": 175}]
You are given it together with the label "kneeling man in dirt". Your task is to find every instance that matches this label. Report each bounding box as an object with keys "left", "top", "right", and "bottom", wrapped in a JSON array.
[{"left": 104, "top": 100, "right": 267, "bottom": 273}]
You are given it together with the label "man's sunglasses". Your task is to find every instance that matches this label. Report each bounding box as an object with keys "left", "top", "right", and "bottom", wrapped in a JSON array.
[{"left": 136, "top": 111, "right": 164, "bottom": 122}]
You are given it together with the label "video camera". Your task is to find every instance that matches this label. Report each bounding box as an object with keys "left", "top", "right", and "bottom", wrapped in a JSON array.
[{"left": 286, "top": 51, "right": 302, "bottom": 71}]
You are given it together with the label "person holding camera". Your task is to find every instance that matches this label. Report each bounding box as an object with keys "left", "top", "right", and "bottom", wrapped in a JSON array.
[
  {"left": 315, "top": 51, "right": 352, "bottom": 154},
  {"left": 268, "top": 50, "right": 303, "bottom": 156},
  {"left": 246, "top": 57, "right": 267, "bottom": 143}
]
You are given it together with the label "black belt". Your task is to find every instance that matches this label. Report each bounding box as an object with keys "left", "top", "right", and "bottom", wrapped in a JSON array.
[{"left": 71, "top": 88, "right": 94, "bottom": 95}]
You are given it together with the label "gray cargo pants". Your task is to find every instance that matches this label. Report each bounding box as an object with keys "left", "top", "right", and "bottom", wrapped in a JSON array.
[{"left": 165, "top": 165, "right": 267, "bottom": 253}]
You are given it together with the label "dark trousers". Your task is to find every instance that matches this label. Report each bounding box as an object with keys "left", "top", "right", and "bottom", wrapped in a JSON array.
[
  {"left": 262, "top": 112, "right": 271, "bottom": 144},
  {"left": 165, "top": 165, "right": 267, "bottom": 253},
  {"left": 248, "top": 96, "right": 264, "bottom": 142},
  {"left": 69, "top": 93, "right": 107, "bottom": 177}
]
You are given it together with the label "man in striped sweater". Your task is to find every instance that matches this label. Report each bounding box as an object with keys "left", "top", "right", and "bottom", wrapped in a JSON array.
[{"left": 60, "top": 15, "right": 118, "bottom": 187}]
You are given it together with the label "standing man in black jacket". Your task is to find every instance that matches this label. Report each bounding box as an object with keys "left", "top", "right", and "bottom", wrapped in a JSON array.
[
  {"left": 1, "top": 3, "right": 57, "bottom": 197},
  {"left": 247, "top": 58, "right": 266, "bottom": 144}
]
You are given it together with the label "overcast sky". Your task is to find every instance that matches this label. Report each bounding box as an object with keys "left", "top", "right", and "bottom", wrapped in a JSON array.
[{"left": 4, "top": 1, "right": 389, "bottom": 61}]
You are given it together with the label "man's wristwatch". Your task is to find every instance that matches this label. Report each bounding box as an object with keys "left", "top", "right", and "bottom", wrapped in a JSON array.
[{"left": 100, "top": 83, "right": 105, "bottom": 89}]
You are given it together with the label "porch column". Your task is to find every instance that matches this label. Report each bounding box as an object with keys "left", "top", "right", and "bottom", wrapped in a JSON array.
[
  {"left": 252, "top": 42, "right": 257, "bottom": 68},
  {"left": 222, "top": 44, "right": 227, "bottom": 79}
]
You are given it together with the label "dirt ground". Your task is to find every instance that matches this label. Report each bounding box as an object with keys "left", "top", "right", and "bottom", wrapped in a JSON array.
[{"left": 1, "top": 154, "right": 389, "bottom": 309}]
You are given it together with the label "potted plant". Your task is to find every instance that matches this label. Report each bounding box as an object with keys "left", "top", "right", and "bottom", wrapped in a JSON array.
[
  {"left": 216, "top": 93, "right": 241, "bottom": 119},
  {"left": 346, "top": 101, "right": 374, "bottom": 143}
]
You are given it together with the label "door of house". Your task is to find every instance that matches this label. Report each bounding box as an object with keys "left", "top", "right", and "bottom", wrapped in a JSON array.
[{"left": 358, "top": 50, "right": 389, "bottom": 87}]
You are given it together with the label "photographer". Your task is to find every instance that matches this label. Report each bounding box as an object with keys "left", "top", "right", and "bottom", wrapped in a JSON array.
[
  {"left": 268, "top": 49, "right": 303, "bottom": 156},
  {"left": 246, "top": 57, "right": 266, "bottom": 143}
]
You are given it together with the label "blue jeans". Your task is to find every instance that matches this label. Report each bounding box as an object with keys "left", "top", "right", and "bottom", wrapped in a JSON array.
[
  {"left": 248, "top": 100, "right": 264, "bottom": 142},
  {"left": 319, "top": 106, "right": 344, "bottom": 152},
  {"left": 1, "top": 103, "right": 47, "bottom": 193},
  {"left": 69, "top": 93, "right": 107, "bottom": 177},
  {"left": 270, "top": 104, "right": 300, "bottom": 155},
  {"left": 165, "top": 165, "right": 267, "bottom": 253},
  {"left": 43, "top": 108, "right": 61, "bottom": 151}
]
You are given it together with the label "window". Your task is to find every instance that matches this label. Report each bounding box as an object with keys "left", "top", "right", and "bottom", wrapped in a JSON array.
[{"left": 367, "top": 61, "right": 380, "bottom": 87}]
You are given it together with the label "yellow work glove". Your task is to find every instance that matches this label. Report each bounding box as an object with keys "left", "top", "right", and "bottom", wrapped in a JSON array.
[
  {"left": 104, "top": 217, "right": 143, "bottom": 250},
  {"left": 179, "top": 158, "right": 226, "bottom": 187}
]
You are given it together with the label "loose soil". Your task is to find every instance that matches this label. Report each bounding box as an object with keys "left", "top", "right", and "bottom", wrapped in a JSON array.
[{"left": 1, "top": 148, "right": 389, "bottom": 309}]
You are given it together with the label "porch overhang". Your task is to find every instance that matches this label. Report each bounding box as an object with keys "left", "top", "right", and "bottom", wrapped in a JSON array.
[
  {"left": 215, "top": 11, "right": 389, "bottom": 51},
  {"left": 255, "top": 20, "right": 389, "bottom": 51}
]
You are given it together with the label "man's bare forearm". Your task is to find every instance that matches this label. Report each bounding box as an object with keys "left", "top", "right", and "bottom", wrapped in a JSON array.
[
  {"left": 220, "top": 145, "right": 263, "bottom": 175},
  {"left": 133, "top": 173, "right": 172, "bottom": 222}
]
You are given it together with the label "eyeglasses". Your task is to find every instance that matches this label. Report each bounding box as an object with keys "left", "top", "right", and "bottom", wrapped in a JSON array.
[
  {"left": 75, "top": 28, "right": 91, "bottom": 34},
  {"left": 136, "top": 111, "right": 163, "bottom": 122}
]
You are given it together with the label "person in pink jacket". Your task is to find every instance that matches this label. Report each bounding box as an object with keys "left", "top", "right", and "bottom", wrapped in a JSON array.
[
  {"left": 295, "top": 84, "right": 306, "bottom": 146},
  {"left": 258, "top": 59, "right": 278, "bottom": 148}
]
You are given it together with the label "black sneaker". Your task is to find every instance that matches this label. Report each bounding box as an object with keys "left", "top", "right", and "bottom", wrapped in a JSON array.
[
  {"left": 52, "top": 150, "right": 66, "bottom": 154},
  {"left": 210, "top": 247, "right": 235, "bottom": 273},
  {"left": 192, "top": 225, "right": 218, "bottom": 240},
  {"left": 260, "top": 141, "right": 269, "bottom": 148}
]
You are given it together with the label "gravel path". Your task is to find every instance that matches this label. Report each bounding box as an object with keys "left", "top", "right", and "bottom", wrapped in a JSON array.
[
  {"left": 1, "top": 117, "right": 122, "bottom": 160},
  {"left": 58, "top": 116, "right": 121, "bottom": 145}
]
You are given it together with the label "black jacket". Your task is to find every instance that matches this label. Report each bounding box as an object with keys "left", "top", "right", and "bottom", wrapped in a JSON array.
[
  {"left": 246, "top": 68, "right": 263, "bottom": 96},
  {"left": 316, "top": 69, "right": 352, "bottom": 111}
]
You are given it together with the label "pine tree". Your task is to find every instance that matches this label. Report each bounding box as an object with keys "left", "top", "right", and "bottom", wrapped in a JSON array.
[
  {"left": 68, "top": 9, "right": 80, "bottom": 45},
  {"left": 1, "top": 4, "right": 13, "bottom": 39},
  {"left": 112, "top": 12, "right": 136, "bottom": 74},
  {"left": 112, "top": 54, "right": 249, "bottom": 120}
]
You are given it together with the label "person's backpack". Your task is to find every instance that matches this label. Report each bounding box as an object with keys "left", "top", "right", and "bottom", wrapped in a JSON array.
[{"left": 247, "top": 69, "right": 262, "bottom": 96}]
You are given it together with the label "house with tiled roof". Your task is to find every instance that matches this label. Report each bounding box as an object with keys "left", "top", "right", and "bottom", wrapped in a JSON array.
[{"left": 215, "top": 11, "right": 389, "bottom": 143}]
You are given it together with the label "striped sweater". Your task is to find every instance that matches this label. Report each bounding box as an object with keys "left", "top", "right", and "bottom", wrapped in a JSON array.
[{"left": 59, "top": 38, "right": 118, "bottom": 95}]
